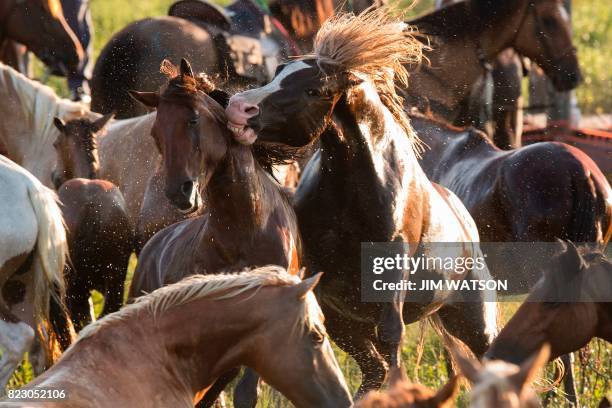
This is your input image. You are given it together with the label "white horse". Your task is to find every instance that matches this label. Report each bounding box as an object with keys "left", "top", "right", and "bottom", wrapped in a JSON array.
[{"left": 0, "top": 156, "right": 68, "bottom": 392}]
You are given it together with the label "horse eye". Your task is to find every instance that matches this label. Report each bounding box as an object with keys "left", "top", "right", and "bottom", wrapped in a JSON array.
[
  {"left": 310, "top": 330, "right": 324, "bottom": 344},
  {"left": 542, "top": 16, "right": 557, "bottom": 29},
  {"left": 305, "top": 89, "right": 321, "bottom": 97},
  {"left": 188, "top": 117, "right": 199, "bottom": 126}
]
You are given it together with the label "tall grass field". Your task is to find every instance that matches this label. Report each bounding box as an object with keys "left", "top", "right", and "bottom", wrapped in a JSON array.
[{"left": 8, "top": 0, "right": 611, "bottom": 406}]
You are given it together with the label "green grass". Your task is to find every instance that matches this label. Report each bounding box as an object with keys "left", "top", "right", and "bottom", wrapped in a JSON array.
[{"left": 8, "top": 0, "right": 610, "bottom": 406}]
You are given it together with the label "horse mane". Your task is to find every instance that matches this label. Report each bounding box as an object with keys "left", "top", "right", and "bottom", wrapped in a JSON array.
[
  {"left": 159, "top": 61, "right": 299, "bottom": 169},
  {"left": 269, "top": 0, "right": 335, "bottom": 43},
  {"left": 78, "top": 266, "right": 305, "bottom": 340},
  {"left": 539, "top": 243, "right": 610, "bottom": 304},
  {"left": 408, "top": 0, "right": 522, "bottom": 39},
  {"left": 0, "top": 63, "right": 92, "bottom": 143},
  {"left": 312, "top": 8, "right": 424, "bottom": 153}
]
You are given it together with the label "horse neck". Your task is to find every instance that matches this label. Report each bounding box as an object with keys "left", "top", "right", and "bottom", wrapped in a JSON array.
[
  {"left": 60, "top": 296, "right": 261, "bottom": 399},
  {"left": 205, "top": 143, "right": 275, "bottom": 234},
  {"left": 408, "top": 2, "right": 528, "bottom": 110}
]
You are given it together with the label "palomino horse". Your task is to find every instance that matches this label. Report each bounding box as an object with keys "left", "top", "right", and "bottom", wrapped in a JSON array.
[
  {"left": 0, "top": 0, "right": 83, "bottom": 75},
  {"left": 0, "top": 156, "right": 68, "bottom": 392},
  {"left": 5, "top": 267, "right": 353, "bottom": 407},
  {"left": 405, "top": 0, "right": 581, "bottom": 149},
  {"left": 455, "top": 344, "right": 551, "bottom": 408},
  {"left": 486, "top": 242, "right": 611, "bottom": 363},
  {"left": 50, "top": 115, "right": 133, "bottom": 336},
  {"left": 226, "top": 10, "right": 498, "bottom": 396},
  {"left": 413, "top": 113, "right": 612, "bottom": 289},
  {"left": 355, "top": 367, "right": 459, "bottom": 408},
  {"left": 129, "top": 59, "right": 300, "bottom": 406},
  {"left": 90, "top": 0, "right": 335, "bottom": 118}
]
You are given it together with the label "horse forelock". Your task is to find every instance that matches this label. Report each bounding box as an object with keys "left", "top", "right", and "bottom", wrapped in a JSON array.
[
  {"left": 311, "top": 9, "right": 424, "bottom": 154},
  {"left": 78, "top": 266, "right": 304, "bottom": 340}
]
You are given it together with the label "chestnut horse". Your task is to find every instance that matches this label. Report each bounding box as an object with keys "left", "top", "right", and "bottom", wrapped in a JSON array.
[
  {"left": 0, "top": 156, "right": 68, "bottom": 392},
  {"left": 405, "top": 0, "right": 581, "bottom": 149},
  {"left": 413, "top": 113, "right": 612, "bottom": 291},
  {"left": 455, "top": 344, "right": 551, "bottom": 408},
  {"left": 0, "top": 0, "right": 83, "bottom": 75},
  {"left": 90, "top": 0, "right": 335, "bottom": 118},
  {"left": 355, "top": 367, "right": 459, "bottom": 408},
  {"left": 50, "top": 114, "right": 133, "bottom": 337},
  {"left": 129, "top": 59, "right": 300, "bottom": 407},
  {"left": 486, "top": 242, "right": 611, "bottom": 364},
  {"left": 226, "top": 10, "right": 498, "bottom": 397},
  {"left": 6, "top": 267, "right": 353, "bottom": 407}
]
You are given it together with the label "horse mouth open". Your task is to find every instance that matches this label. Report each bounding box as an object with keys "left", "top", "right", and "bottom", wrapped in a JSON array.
[{"left": 227, "top": 121, "right": 257, "bottom": 145}]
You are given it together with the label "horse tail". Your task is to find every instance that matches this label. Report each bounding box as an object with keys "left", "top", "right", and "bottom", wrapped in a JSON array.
[
  {"left": 428, "top": 314, "right": 476, "bottom": 379},
  {"left": 27, "top": 181, "right": 69, "bottom": 360}
]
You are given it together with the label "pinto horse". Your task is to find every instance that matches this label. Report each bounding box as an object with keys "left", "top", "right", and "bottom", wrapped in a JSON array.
[
  {"left": 413, "top": 113, "right": 612, "bottom": 290},
  {"left": 226, "top": 10, "right": 498, "bottom": 397},
  {"left": 5, "top": 267, "right": 353, "bottom": 407},
  {"left": 0, "top": 0, "right": 83, "bottom": 75},
  {"left": 50, "top": 114, "right": 133, "bottom": 337},
  {"left": 0, "top": 156, "right": 68, "bottom": 392},
  {"left": 405, "top": 0, "right": 581, "bottom": 149},
  {"left": 129, "top": 59, "right": 300, "bottom": 407}
]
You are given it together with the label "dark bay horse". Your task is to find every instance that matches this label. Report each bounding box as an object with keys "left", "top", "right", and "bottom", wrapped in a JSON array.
[
  {"left": 7, "top": 267, "right": 352, "bottom": 407},
  {"left": 355, "top": 367, "right": 459, "bottom": 408},
  {"left": 486, "top": 242, "right": 611, "bottom": 364},
  {"left": 226, "top": 10, "right": 498, "bottom": 397},
  {"left": 90, "top": 0, "right": 335, "bottom": 118},
  {"left": 50, "top": 114, "right": 133, "bottom": 337},
  {"left": 405, "top": 0, "right": 581, "bottom": 149},
  {"left": 413, "top": 113, "right": 612, "bottom": 290},
  {"left": 0, "top": 0, "right": 83, "bottom": 75},
  {"left": 129, "top": 59, "right": 301, "bottom": 406}
]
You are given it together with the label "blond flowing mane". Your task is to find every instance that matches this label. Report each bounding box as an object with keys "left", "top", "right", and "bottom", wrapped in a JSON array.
[
  {"left": 312, "top": 8, "right": 424, "bottom": 152},
  {"left": 0, "top": 63, "right": 93, "bottom": 150},
  {"left": 79, "top": 266, "right": 303, "bottom": 339}
]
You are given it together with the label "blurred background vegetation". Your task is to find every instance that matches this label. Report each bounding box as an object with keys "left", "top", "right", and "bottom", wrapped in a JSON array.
[{"left": 13, "top": 0, "right": 611, "bottom": 406}]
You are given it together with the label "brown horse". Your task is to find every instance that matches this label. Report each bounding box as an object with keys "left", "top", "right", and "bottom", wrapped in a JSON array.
[
  {"left": 6, "top": 267, "right": 353, "bottom": 407},
  {"left": 413, "top": 113, "right": 612, "bottom": 291},
  {"left": 129, "top": 59, "right": 301, "bottom": 407},
  {"left": 50, "top": 114, "right": 133, "bottom": 338},
  {"left": 90, "top": 0, "right": 335, "bottom": 119},
  {"left": 355, "top": 367, "right": 459, "bottom": 408},
  {"left": 405, "top": 0, "right": 581, "bottom": 149},
  {"left": 486, "top": 242, "right": 611, "bottom": 364},
  {"left": 226, "top": 10, "right": 498, "bottom": 397},
  {"left": 0, "top": 0, "right": 83, "bottom": 74},
  {"left": 455, "top": 344, "right": 550, "bottom": 408}
]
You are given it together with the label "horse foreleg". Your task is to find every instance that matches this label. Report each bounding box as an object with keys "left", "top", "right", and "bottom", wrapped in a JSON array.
[
  {"left": 561, "top": 353, "right": 579, "bottom": 407},
  {"left": 195, "top": 367, "right": 240, "bottom": 408},
  {"left": 322, "top": 304, "right": 387, "bottom": 399},
  {"left": 233, "top": 368, "right": 261, "bottom": 408},
  {"left": 376, "top": 300, "right": 405, "bottom": 369},
  {"left": 101, "top": 259, "right": 129, "bottom": 317}
]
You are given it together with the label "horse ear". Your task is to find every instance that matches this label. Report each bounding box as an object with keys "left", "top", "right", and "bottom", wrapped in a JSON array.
[
  {"left": 564, "top": 241, "right": 587, "bottom": 272},
  {"left": 91, "top": 112, "right": 115, "bottom": 133},
  {"left": 340, "top": 71, "right": 364, "bottom": 89},
  {"left": 387, "top": 366, "right": 408, "bottom": 388},
  {"left": 53, "top": 117, "right": 66, "bottom": 132},
  {"left": 509, "top": 343, "right": 550, "bottom": 392},
  {"left": 295, "top": 272, "right": 323, "bottom": 299},
  {"left": 598, "top": 396, "right": 610, "bottom": 408},
  {"left": 129, "top": 90, "right": 159, "bottom": 108},
  {"left": 180, "top": 58, "right": 194, "bottom": 78},
  {"left": 451, "top": 346, "right": 482, "bottom": 383},
  {"left": 432, "top": 375, "right": 460, "bottom": 406}
]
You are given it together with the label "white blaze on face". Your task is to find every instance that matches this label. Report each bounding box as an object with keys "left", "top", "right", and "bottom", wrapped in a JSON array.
[{"left": 225, "top": 60, "right": 311, "bottom": 145}]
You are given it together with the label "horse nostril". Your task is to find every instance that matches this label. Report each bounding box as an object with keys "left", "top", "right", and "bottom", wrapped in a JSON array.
[
  {"left": 181, "top": 180, "right": 194, "bottom": 198},
  {"left": 244, "top": 106, "right": 259, "bottom": 115}
]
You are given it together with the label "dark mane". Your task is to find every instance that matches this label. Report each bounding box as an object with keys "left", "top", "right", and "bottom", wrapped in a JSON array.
[
  {"left": 407, "top": 0, "right": 522, "bottom": 39},
  {"left": 538, "top": 243, "right": 610, "bottom": 304},
  {"left": 159, "top": 65, "right": 301, "bottom": 172}
]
